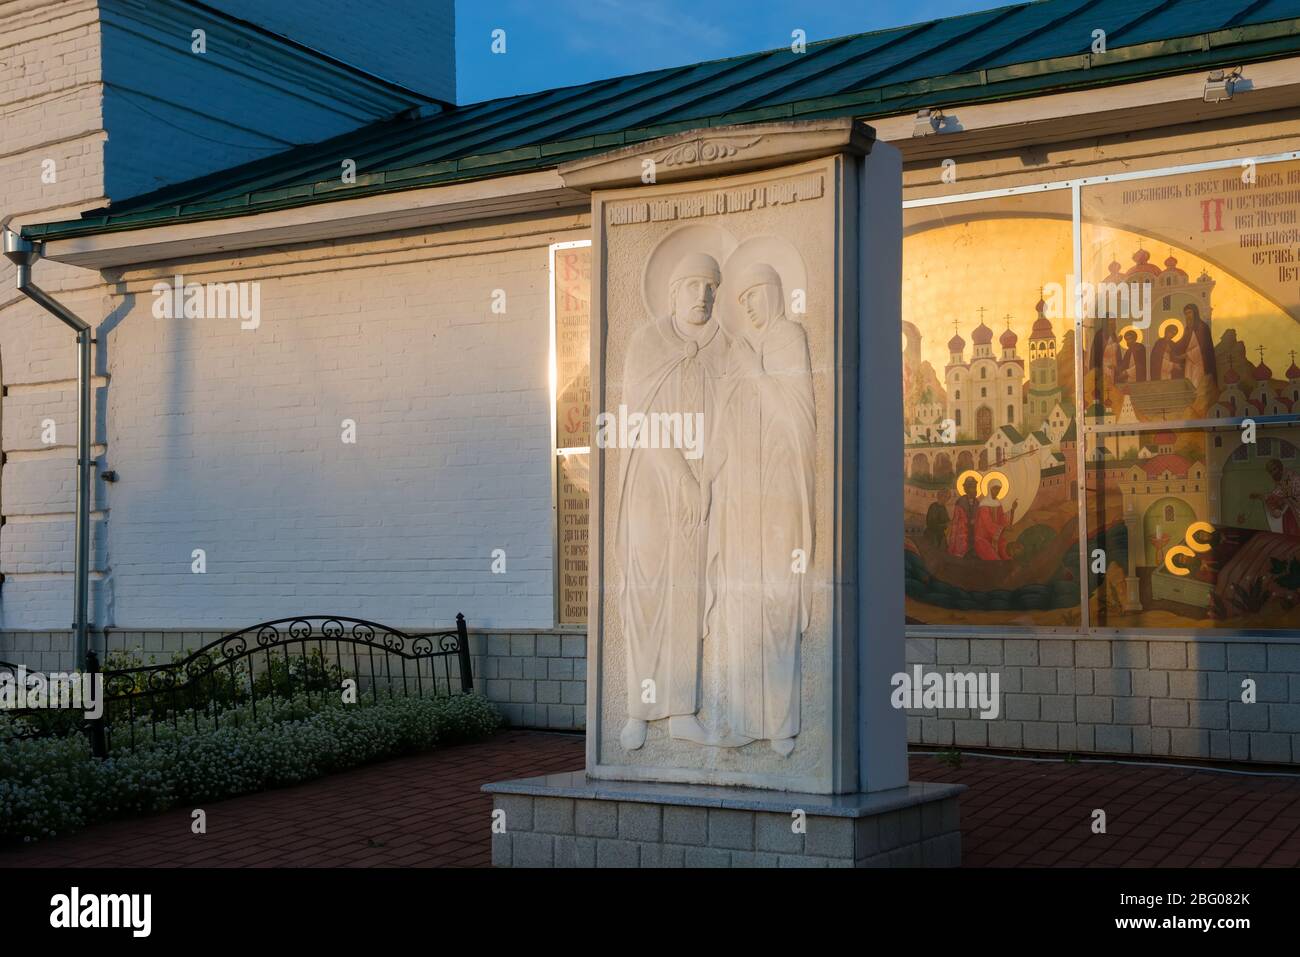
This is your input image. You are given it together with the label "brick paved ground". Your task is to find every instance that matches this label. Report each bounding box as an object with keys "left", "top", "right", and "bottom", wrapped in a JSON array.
[
  {"left": 0, "top": 731, "right": 583, "bottom": 868},
  {"left": 911, "top": 751, "right": 1300, "bottom": 867},
  {"left": 1, "top": 732, "right": 1297, "bottom": 867}
]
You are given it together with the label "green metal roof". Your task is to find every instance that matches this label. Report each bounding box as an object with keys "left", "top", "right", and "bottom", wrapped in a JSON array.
[{"left": 26, "top": 0, "right": 1300, "bottom": 242}]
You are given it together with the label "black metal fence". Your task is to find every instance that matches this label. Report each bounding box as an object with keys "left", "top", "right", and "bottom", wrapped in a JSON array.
[
  {"left": 0, "top": 659, "right": 64, "bottom": 742},
  {"left": 2, "top": 614, "right": 473, "bottom": 757}
]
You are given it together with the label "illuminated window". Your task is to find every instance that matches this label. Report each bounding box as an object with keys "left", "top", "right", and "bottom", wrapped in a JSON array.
[
  {"left": 904, "top": 157, "right": 1300, "bottom": 634},
  {"left": 549, "top": 241, "right": 592, "bottom": 627}
]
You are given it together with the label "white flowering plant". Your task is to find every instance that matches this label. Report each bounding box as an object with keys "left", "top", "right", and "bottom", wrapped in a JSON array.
[{"left": 0, "top": 691, "right": 502, "bottom": 845}]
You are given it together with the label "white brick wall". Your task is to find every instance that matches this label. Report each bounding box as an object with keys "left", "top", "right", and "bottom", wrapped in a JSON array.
[
  {"left": 0, "top": 517, "right": 107, "bottom": 574},
  {"left": 0, "top": 2, "right": 108, "bottom": 634},
  {"left": 0, "top": 578, "right": 106, "bottom": 632},
  {"left": 0, "top": 0, "right": 459, "bottom": 634},
  {"left": 1, "top": 382, "right": 106, "bottom": 451},
  {"left": 92, "top": 219, "right": 580, "bottom": 630},
  {"left": 1, "top": 452, "right": 108, "bottom": 516},
  {"left": 0, "top": 2, "right": 107, "bottom": 216},
  {"left": 0, "top": 7, "right": 105, "bottom": 215},
  {"left": 0, "top": 286, "right": 110, "bottom": 381}
]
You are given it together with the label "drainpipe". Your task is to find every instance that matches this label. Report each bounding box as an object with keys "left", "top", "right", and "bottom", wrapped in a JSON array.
[{"left": 3, "top": 227, "right": 93, "bottom": 668}]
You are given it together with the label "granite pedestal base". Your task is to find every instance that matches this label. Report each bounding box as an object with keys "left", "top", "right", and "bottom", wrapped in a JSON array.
[{"left": 483, "top": 772, "right": 965, "bottom": 868}]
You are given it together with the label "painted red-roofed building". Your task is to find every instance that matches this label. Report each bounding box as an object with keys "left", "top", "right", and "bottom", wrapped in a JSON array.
[{"left": 1140, "top": 453, "right": 1192, "bottom": 480}]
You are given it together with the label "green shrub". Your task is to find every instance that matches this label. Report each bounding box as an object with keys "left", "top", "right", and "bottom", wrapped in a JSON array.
[{"left": 0, "top": 692, "right": 502, "bottom": 845}]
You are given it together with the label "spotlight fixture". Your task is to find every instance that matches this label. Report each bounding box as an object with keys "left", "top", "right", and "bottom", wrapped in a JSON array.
[
  {"left": 912, "top": 108, "right": 944, "bottom": 137},
  {"left": 1203, "top": 67, "right": 1242, "bottom": 103}
]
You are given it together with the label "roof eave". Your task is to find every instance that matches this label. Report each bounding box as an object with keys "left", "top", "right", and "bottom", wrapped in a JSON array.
[
  {"left": 33, "top": 169, "right": 587, "bottom": 270},
  {"left": 22, "top": 18, "right": 1300, "bottom": 248}
]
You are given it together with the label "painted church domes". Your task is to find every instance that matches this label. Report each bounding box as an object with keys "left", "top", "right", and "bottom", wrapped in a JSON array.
[
  {"left": 1031, "top": 299, "right": 1054, "bottom": 338},
  {"left": 1127, "top": 248, "right": 1161, "bottom": 277}
]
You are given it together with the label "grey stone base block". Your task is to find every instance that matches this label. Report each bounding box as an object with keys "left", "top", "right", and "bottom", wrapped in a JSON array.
[{"left": 483, "top": 771, "right": 964, "bottom": 868}]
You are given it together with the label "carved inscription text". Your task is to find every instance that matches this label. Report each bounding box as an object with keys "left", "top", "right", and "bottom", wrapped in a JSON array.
[{"left": 608, "top": 175, "right": 824, "bottom": 227}]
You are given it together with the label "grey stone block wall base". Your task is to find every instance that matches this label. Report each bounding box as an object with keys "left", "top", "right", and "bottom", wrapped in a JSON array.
[
  {"left": 483, "top": 771, "right": 964, "bottom": 868},
  {"left": 12, "top": 630, "right": 1300, "bottom": 762}
]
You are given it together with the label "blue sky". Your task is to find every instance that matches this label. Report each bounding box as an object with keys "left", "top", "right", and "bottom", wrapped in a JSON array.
[{"left": 454, "top": 0, "right": 1004, "bottom": 104}]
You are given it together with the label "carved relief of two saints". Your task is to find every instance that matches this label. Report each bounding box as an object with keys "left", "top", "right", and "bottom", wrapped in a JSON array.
[{"left": 614, "top": 227, "right": 815, "bottom": 757}]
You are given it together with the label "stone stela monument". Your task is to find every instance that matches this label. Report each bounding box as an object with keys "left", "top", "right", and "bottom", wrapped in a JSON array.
[{"left": 485, "top": 118, "right": 964, "bottom": 867}]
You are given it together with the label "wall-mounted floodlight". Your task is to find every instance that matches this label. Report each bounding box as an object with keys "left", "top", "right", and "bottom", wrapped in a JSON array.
[
  {"left": 1204, "top": 67, "right": 1242, "bottom": 103},
  {"left": 912, "top": 108, "right": 944, "bottom": 137}
]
